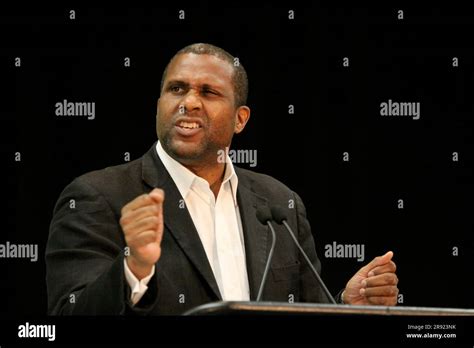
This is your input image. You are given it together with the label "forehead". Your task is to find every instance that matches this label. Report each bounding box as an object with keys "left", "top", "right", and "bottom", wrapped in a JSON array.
[{"left": 165, "top": 53, "right": 234, "bottom": 89}]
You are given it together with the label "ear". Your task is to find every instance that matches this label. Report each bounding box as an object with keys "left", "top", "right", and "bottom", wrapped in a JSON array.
[{"left": 234, "top": 106, "right": 251, "bottom": 134}]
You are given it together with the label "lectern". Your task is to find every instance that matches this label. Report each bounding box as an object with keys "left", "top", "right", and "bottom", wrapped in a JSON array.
[{"left": 184, "top": 301, "right": 474, "bottom": 316}]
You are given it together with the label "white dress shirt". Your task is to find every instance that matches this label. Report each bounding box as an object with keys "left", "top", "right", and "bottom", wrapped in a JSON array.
[{"left": 124, "top": 141, "right": 250, "bottom": 305}]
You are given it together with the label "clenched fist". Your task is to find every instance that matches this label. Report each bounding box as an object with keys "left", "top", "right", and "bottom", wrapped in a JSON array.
[
  {"left": 120, "top": 188, "right": 165, "bottom": 279},
  {"left": 342, "top": 251, "right": 399, "bottom": 306}
]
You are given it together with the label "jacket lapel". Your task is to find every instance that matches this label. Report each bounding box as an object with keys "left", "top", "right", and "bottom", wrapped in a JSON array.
[
  {"left": 236, "top": 170, "right": 271, "bottom": 301},
  {"left": 141, "top": 143, "right": 222, "bottom": 300}
]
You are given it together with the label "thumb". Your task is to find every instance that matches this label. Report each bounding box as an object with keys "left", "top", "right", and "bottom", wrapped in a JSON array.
[{"left": 149, "top": 188, "right": 165, "bottom": 204}]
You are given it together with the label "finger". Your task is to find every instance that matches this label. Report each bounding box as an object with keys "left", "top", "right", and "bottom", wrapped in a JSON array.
[
  {"left": 368, "top": 261, "right": 397, "bottom": 277},
  {"left": 123, "top": 216, "right": 160, "bottom": 237},
  {"left": 359, "top": 251, "right": 394, "bottom": 275},
  {"left": 128, "top": 230, "right": 158, "bottom": 248},
  {"left": 120, "top": 204, "right": 161, "bottom": 226},
  {"left": 367, "top": 296, "right": 398, "bottom": 306},
  {"left": 362, "top": 273, "right": 398, "bottom": 288},
  {"left": 148, "top": 192, "right": 164, "bottom": 244},
  {"left": 155, "top": 212, "right": 164, "bottom": 244},
  {"left": 149, "top": 188, "right": 165, "bottom": 204},
  {"left": 360, "top": 285, "right": 398, "bottom": 298},
  {"left": 121, "top": 193, "right": 155, "bottom": 214}
]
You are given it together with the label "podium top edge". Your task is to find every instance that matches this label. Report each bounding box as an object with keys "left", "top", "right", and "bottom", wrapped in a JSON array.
[{"left": 183, "top": 301, "right": 474, "bottom": 316}]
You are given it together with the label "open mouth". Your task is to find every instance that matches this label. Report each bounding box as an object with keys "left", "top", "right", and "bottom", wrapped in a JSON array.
[
  {"left": 177, "top": 121, "right": 202, "bottom": 129},
  {"left": 174, "top": 119, "right": 203, "bottom": 137}
]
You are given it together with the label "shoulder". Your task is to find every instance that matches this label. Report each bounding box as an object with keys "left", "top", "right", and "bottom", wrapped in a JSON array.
[
  {"left": 77, "top": 158, "right": 142, "bottom": 191},
  {"left": 235, "top": 166, "right": 309, "bottom": 227},
  {"left": 235, "top": 166, "right": 297, "bottom": 199},
  {"left": 55, "top": 158, "right": 144, "bottom": 215}
]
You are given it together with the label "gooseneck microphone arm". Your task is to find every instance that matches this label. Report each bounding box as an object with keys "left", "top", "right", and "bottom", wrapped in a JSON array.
[
  {"left": 271, "top": 206, "right": 337, "bottom": 304},
  {"left": 255, "top": 206, "right": 277, "bottom": 302}
]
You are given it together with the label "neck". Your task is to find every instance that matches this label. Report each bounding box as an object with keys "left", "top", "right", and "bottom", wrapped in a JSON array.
[{"left": 185, "top": 161, "right": 226, "bottom": 199}]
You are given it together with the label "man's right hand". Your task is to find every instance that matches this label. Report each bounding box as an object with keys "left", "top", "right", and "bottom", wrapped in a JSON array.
[{"left": 120, "top": 188, "right": 165, "bottom": 280}]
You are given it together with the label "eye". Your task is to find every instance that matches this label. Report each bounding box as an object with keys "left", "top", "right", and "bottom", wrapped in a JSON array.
[
  {"left": 169, "top": 85, "right": 183, "bottom": 93},
  {"left": 202, "top": 88, "right": 217, "bottom": 95}
]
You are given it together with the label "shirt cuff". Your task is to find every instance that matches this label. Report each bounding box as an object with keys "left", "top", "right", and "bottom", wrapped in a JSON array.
[{"left": 123, "top": 259, "right": 155, "bottom": 306}]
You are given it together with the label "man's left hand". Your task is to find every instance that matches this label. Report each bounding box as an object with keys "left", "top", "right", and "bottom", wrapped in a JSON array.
[{"left": 342, "top": 251, "right": 399, "bottom": 306}]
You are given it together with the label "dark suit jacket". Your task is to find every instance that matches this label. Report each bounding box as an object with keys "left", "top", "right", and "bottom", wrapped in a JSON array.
[{"left": 46, "top": 142, "right": 335, "bottom": 315}]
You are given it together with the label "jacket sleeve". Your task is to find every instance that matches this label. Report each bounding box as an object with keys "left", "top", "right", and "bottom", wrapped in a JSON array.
[
  {"left": 293, "top": 191, "right": 341, "bottom": 304},
  {"left": 45, "top": 176, "right": 159, "bottom": 315}
]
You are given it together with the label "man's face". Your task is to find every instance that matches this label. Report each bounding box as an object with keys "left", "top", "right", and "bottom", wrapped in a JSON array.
[{"left": 157, "top": 53, "right": 244, "bottom": 165}]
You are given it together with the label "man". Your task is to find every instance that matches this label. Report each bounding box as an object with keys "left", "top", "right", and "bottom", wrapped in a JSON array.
[{"left": 46, "top": 43, "right": 398, "bottom": 315}]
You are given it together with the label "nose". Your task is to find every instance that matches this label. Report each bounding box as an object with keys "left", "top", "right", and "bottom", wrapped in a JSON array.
[{"left": 180, "top": 89, "right": 202, "bottom": 114}]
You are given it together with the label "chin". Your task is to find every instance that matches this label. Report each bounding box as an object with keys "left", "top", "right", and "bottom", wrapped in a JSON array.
[{"left": 169, "top": 141, "right": 205, "bottom": 161}]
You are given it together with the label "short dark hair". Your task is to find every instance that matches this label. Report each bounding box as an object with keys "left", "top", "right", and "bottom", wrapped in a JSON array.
[{"left": 160, "top": 43, "right": 248, "bottom": 107}]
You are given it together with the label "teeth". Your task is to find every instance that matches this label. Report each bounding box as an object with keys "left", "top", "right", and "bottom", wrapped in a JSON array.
[{"left": 179, "top": 121, "right": 200, "bottom": 129}]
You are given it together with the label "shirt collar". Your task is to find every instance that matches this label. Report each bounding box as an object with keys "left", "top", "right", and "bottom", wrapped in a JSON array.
[{"left": 156, "top": 141, "right": 238, "bottom": 202}]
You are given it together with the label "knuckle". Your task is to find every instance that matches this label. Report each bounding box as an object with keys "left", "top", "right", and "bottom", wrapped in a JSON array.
[
  {"left": 391, "top": 261, "right": 397, "bottom": 272},
  {"left": 121, "top": 223, "right": 131, "bottom": 235},
  {"left": 120, "top": 215, "right": 129, "bottom": 226},
  {"left": 125, "top": 236, "right": 135, "bottom": 247},
  {"left": 149, "top": 216, "right": 159, "bottom": 225},
  {"left": 152, "top": 204, "right": 161, "bottom": 214},
  {"left": 121, "top": 206, "right": 127, "bottom": 216}
]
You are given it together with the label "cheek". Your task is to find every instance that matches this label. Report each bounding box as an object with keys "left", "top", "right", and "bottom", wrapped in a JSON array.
[
  {"left": 209, "top": 111, "right": 235, "bottom": 135},
  {"left": 157, "top": 101, "right": 174, "bottom": 125}
]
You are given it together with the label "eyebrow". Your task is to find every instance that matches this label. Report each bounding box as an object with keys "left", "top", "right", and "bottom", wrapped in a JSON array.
[
  {"left": 165, "top": 80, "right": 189, "bottom": 88},
  {"left": 165, "top": 80, "right": 224, "bottom": 92}
]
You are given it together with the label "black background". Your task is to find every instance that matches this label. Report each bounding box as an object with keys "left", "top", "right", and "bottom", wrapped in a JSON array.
[{"left": 1, "top": 3, "right": 473, "bottom": 344}]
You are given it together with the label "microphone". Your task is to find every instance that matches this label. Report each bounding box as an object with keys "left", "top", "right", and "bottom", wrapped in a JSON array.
[
  {"left": 271, "top": 206, "right": 337, "bottom": 304},
  {"left": 255, "top": 206, "right": 277, "bottom": 301}
]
